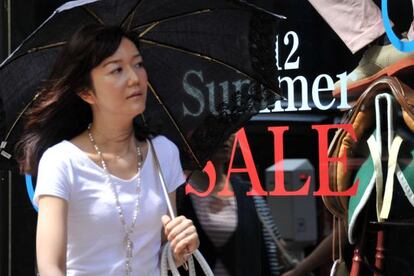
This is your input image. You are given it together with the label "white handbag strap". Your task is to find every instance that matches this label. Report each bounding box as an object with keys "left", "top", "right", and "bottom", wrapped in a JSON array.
[
  {"left": 368, "top": 94, "right": 404, "bottom": 221},
  {"left": 149, "top": 139, "right": 176, "bottom": 218},
  {"left": 379, "top": 135, "right": 403, "bottom": 220},
  {"left": 148, "top": 139, "right": 214, "bottom": 276},
  {"left": 367, "top": 135, "right": 383, "bottom": 221}
]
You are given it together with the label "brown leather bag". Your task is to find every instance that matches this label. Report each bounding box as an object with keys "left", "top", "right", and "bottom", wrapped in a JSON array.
[{"left": 322, "top": 76, "right": 414, "bottom": 227}]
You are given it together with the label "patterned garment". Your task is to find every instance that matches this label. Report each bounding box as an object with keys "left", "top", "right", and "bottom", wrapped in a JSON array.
[
  {"left": 190, "top": 194, "right": 237, "bottom": 276},
  {"left": 252, "top": 195, "right": 284, "bottom": 275}
]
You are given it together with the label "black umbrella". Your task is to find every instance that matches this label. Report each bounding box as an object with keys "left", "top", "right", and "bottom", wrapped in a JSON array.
[{"left": 0, "top": 0, "right": 283, "bottom": 170}]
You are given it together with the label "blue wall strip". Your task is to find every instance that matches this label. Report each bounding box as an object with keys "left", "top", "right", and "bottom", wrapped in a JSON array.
[
  {"left": 25, "top": 174, "right": 38, "bottom": 212},
  {"left": 382, "top": 0, "right": 414, "bottom": 52}
]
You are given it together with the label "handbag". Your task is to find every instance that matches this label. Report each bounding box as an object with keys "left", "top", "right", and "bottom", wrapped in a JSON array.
[
  {"left": 148, "top": 140, "right": 214, "bottom": 276},
  {"left": 323, "top": 76, "right": 414, "bottom": 227}
]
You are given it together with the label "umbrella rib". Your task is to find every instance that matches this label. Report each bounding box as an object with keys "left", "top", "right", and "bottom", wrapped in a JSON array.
[
  {"left": 82, "top": 7, "right": 105, "bottom": 24},
  {"left": 2, "top": 42, "right": 67, "bottom": 67},
  {"left": 27, "top": 42, "right": 67, "bottom": 53},
  {"left": 2, "top": 92, "right": 40, "bottom": 144},
  {"left": 124, "top": 7, "right": 137, "bottom": 31},
  {"left": 140, "top": 38, "right": 256, "bottom": 83},
  {"left": 147, "top": 81, "right": 202, "bottom": 169},
  {"left": 138, "top": 22, "right": 159, "bottom": 38},
  {"left": 131, "top": 9, "right": 211, "bottom": 34},
  {"left": 121, "top": 0, "right": 144, "bottom": 31}
]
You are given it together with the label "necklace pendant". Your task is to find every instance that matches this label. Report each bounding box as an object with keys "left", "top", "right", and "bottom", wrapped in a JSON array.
[
  {"left": 125, "top": 236, "right": 134, "bottom": 255},
  {"left": 125, "top": 237, "right": 134, "bottom": 276},
  {"left": 125, "top": 262, "right": 132, "bottom": 276}
]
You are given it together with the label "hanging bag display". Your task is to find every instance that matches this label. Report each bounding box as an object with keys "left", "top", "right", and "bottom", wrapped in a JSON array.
[
  {"left": 323, "top": 76, "right": 414, "bottom": 226},
  {"left": 325, "top": 76, "right": 414, "bottom": 275}
]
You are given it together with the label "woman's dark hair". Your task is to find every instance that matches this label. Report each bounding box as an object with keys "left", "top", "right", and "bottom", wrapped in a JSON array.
[{"left": 15, "top": 24, "right": 149, "bottom": 175}]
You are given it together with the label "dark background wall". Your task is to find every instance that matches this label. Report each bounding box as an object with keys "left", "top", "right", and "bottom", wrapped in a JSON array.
[
  {"left": 0, "top": 0, "right": 6, "bottom": 60},
  {"left": 0, "top": 1, "right": 68, "bottom": 275}
]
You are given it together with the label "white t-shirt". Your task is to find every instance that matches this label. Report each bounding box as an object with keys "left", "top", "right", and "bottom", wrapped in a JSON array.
[{"left": 34, "top": 135, "right": 185, "bottom": 276}]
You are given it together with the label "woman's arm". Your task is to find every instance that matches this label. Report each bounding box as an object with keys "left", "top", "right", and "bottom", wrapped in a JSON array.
[
  {"left": 36, "top": 195, "right": 68, "bottom": 276},
  {"left": 282, "top": 233, "right": 333, "bottom": 276},
  {"left": 161, "top": 191, "right": 199, "bottom": 267}
]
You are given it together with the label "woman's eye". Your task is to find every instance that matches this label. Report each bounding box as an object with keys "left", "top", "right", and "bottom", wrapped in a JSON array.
[
  {"left": 135, "top": 62, "right": 144, "bottom": 68},
  {"left": 110, "top": 67, "right": 122, "bottom": 74}
]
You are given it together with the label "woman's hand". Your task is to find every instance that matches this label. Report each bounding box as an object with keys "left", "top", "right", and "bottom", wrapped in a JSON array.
[{"left": 161, "top": 215, "right": 199, "bottom": 266}]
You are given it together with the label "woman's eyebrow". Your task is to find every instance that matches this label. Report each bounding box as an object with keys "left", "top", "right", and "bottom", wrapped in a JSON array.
[
  {"left": 102, "top": 60, "right": 121, "bottom": 67},
  {"left": 131, "top": 53, "right": 142, "bottom": 59},
  {"left": 102, "top": 54, "right": 141, "bottom": 67}
]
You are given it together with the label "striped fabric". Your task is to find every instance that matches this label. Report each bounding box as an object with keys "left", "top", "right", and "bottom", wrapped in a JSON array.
[
  {"left": 252, "top": 195, "right": 284, "bottom": 275},
  {"left": 189, "top": 193, "right": 284, "bottom": 275},
  {"left": 190, "top": 194, "right": 237, "bottom": 276}
]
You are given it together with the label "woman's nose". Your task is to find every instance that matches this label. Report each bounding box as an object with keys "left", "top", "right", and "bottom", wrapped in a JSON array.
[{"left": 127, "top": 66, "right": 139, "bottom": 86}]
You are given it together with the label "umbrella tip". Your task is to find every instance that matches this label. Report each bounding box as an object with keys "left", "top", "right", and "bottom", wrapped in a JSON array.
[{"left": 0, "top": 141, "right": 11, "bottom": 159}]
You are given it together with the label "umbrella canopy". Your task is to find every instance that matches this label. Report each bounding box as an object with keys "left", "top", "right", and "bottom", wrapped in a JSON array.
[{"left": 0, "top": 0, "right": 283, "bottom": 169}]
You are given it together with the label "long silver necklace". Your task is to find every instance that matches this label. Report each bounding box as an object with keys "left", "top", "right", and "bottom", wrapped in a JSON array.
[{"left": 87, "top": 124, "right": 142, "bottom": 276}]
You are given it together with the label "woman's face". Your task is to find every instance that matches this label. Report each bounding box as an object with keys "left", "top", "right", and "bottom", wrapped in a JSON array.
[
  {"left": 83, "top": 37, "right": 148, "bottom": 118},
  {"left": 211, "top": 133, "right": 236, "bottom": 164}
]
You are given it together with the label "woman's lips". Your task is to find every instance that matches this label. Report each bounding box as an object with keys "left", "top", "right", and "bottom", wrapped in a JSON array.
[{"left": 127, "top": 91, "right": 143, "bottom": 99}]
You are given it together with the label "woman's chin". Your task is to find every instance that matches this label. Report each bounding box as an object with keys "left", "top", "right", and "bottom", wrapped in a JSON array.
[
  {"left": 130, "top": 105, "right": 146, "bottom": 117},
  {"left": 211, "top": 154, "right": 229, "bottom": 164}
]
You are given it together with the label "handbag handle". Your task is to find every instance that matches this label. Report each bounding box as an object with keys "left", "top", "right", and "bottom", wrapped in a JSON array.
[{"left": 148, "top": 139, "right": 214, "bottom": 276}]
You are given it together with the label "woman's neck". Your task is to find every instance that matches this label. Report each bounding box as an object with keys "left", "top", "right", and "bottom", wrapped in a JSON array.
[
  {"left": 191, "top": 161, "right": 232, "bottom": 195},
  {"left": 88, "top": 117, "right": 136, "bottom": 156},
  {"left": 214, "top": 159, "right": 230, "bottom": 188}
]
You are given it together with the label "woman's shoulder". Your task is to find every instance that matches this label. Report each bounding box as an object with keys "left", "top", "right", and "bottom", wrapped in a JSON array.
[
  {"left": 40, "top": 140, "right": 78, "bottom": 164},
  {"left": 151, "top": 135, "right": 179, "bottom": 152},
  {"left": 231, "top": 176, "right": 251, "bottom": 189},
  {"left": 37, "top": 140, "right": 78, "bottom": 175},
  {"left": 43, "top": 140, "right": 73, "bottom": 155}
]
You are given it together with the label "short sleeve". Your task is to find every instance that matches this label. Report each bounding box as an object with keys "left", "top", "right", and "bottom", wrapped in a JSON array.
[
  {"left": 153, "top": 136, "right": 185, "bottom": 193},
  {"left": 166, "top": 141, "right": 185, "bottom": 193},
  {"left": 33, "top": 148, "right": 72, "bottom": 206}
]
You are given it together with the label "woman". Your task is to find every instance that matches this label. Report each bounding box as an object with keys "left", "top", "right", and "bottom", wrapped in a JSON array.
[
  {"left": 15, "top": 24, "right": 199, "bottom": 275},
  {"left": 177, "top": 134, "right": 280, "bottom": 275}
]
